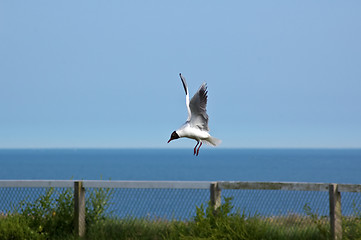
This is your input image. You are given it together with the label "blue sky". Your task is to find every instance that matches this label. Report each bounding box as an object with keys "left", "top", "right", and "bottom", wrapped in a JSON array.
[{"left": 1, "top": 1, "right": 360, "bottom": 148}]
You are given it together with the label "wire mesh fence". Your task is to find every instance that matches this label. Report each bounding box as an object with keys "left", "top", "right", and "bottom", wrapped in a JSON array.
[
  {"left": 86, "top": 187, "right": 209, "bottom": 220},
  {"left": 341, "top": 192, "right": 361, "bottom": 217},
  {"left": 0, "top": 187, "right": 73, "bottom": 214},
  {"left": 1, "top": 180, "right": 361, "bottom": 239},
  {"left": 223, "top": 189, "right": 330, "bottom": 217},
  {"left": 222, "top": 189, "right": 331, "bottom": 238}
]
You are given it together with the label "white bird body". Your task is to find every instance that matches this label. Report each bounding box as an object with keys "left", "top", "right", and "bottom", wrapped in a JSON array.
[
  {"left": 168, "top": 73, "right": 221, "bottom": 156},
  {"left": 177, "top": 123, "right": 210, "bottom": 140}
]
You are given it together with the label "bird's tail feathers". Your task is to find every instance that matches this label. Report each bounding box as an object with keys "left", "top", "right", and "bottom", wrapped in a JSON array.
[{"left": 204, "top": 136, "right": 222, "bottom": 147}]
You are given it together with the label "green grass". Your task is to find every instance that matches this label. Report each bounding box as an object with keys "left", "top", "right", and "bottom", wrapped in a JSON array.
[{"left": 1, "top": 189, "right": 361, "bottom": 239}]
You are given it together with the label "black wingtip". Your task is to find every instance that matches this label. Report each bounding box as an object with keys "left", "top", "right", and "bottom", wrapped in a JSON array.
[{"left": 179, "top": 73, "right": 188, "bottom": 95}]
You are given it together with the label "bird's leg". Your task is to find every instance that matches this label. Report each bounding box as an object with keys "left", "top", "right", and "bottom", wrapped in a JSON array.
[
  {"left": 194, "top": 141, "right": 199, "bottom": 155},
  {"left": 196, "top": 142, "right": 203, "bottom": 156}
]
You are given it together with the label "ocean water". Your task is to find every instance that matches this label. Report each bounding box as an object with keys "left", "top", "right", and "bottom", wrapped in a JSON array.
[{"left": 0, "top": 148, "right": 360, "bottom": 184}]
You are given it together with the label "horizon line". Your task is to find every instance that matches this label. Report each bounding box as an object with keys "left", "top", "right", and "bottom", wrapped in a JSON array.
[{"left": 0, "top": 147, "right": 360, "bottom": 150}]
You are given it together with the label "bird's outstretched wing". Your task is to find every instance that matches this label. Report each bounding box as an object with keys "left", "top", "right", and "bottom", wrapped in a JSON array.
[
  {"left": 179, "top": 73, "right": 191, "bottom": 121},
  {"left": 189, "top": 83, "right": 209, "bottom": 131}
]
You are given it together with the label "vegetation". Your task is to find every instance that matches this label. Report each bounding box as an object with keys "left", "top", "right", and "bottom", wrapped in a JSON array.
[
  {"left": 1, "top": 190, "right": 361, "bottom": 239},
  {"left": 0, "top": 187, "right": 113, "bottom": 240}
]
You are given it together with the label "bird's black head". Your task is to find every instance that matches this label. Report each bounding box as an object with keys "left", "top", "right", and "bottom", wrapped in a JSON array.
[{"left": 167, "top": 131, "right": 180, "bottom": 143}]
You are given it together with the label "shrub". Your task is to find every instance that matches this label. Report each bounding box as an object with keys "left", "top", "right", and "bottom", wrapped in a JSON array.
[
  {"left": 165, "top": 197, "right": 272, "bottom": 240},
  {"left": 0, "top": 214, "right": 43, "bottom": 240},
  {"left": 86, "top": 187, "right": 114, "bottom": 226},
  {"left": 4, "top": 186, "right": 114, "bottom": 239},
  {"left": 342, "top": 202, "right": 361, "bottom": 240},
  {"left": 18, "top": 188, "right": 74, "bottom": 239}
]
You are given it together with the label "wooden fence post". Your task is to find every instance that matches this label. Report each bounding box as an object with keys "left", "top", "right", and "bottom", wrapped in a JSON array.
[
  {"left": 74, "top": 181, "right": 86, "bottom": 238},
  {"left": 210, "top": 182, "right": 221, "bottom": 213},
  {"left": 329, "top": 183, "right": 342, "bottom": 240}
]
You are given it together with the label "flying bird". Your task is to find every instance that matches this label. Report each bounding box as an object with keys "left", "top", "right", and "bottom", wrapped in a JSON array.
[{"left": 167, "top": 73, "right": 221, "bottom": 156}]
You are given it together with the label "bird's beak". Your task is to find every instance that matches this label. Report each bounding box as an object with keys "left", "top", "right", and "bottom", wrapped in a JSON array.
[{"left": 167, "top": 139, "right": 172, "bottom": 143}]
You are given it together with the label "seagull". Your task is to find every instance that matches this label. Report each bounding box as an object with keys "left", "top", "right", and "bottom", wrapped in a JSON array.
[{"left": 167, "top": 73, "right": 221, "bottom": 156}]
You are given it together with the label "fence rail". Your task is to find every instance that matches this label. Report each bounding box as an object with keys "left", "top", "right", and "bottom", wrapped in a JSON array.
[
  {"left": 1, "top": 180, "right": 361, "bottom": 239},
  {"left": 2, "top": 180, "right": 360, "bottom": 191}
]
